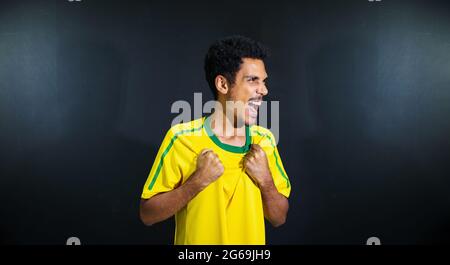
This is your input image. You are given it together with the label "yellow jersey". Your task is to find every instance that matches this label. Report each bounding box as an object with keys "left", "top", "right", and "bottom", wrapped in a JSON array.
[{"left": 141, "top": 115, "right": 290, "bottom": 245}]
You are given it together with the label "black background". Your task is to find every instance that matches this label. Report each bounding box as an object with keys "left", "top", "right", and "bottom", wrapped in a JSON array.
[{"left": 0, "top": 0, "right": 449, "bottom": 245}]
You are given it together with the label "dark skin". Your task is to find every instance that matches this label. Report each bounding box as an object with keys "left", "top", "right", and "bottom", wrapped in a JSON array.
[
  {"left": 140, "top": 148, "right": 224, "bottom": 226},
  {"left": 243, "top": 144, "right": 289, "bottom": 227},
  {"left": 140, "top": 58, "right": 289, "bottom": 227}
]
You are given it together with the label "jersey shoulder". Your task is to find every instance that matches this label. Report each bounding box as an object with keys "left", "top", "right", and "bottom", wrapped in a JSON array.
[
  {"left": 250, "top": 125, "right": 277, "bottom": 147},
  {"left": 167, "top": 117, "right": 205, "bottom": 137}
]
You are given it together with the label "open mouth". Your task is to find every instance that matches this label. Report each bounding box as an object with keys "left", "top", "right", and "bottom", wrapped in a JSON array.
[{"left": 247, "top": 100, "right": 262, "bottom": 118}]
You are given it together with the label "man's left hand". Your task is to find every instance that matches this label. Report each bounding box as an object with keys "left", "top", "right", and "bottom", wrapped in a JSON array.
[{"left": 243, "top": 144, "right": 273, "bottom": 189}]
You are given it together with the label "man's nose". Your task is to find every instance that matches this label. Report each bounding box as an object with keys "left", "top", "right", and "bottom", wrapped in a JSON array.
[{"left": 257, "top": 84, "right": 268, "bottom": 96}]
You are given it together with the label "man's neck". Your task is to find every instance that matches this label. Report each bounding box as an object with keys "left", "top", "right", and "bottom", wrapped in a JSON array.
[{"left": 209, "top": 104, "right": 246, "bottom": 140}]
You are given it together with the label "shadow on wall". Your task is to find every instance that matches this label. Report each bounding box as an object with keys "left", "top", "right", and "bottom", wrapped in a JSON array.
[
  {"left": 302, "top": 33, "right": 450, "bottom": 244},
  {"left": 301, "top": 35, "right": 384, "bottom": 244},
  {"left": 1, "top": 38, "right": 169, "bottom": 244},
  {"left": 48, "top": 38, "right": 168, "bottom": 244}
]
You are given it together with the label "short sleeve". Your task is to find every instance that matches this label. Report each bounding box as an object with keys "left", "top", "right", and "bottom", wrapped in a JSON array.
[
  {"left": 141, "top": 128, "right": 183, "bottom": 199},
  {"left": 255, "top": 130, "right": 291, "bottom": 198}
]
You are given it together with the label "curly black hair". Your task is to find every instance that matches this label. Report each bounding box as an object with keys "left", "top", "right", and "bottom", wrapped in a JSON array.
[{"left": 204, "top": 35, "right": 269, "bottom": 99}]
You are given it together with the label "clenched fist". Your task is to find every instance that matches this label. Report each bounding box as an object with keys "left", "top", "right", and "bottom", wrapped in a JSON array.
[
  {"left": 243, "top": 144, "right": 273, "bottom": 189},
  {"left": 191, "top": 148, "right": 224, "bottom": 189}
]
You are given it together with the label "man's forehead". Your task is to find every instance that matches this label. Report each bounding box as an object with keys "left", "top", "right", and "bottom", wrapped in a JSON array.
[{"left": 239, "top": 58, "right": 268, "bottom": 78}]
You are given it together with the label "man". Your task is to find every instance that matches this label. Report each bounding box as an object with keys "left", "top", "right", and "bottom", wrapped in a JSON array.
[{"left": 140, "top": 36, "right": 291, "bottom": 245}]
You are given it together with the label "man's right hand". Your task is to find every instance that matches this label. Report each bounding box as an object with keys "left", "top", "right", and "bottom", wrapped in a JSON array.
[
  {"left": 190, "top": 148, "right": 224, "bottom": 189},
  {"left": 140, "top": 148, "right": 224, "bottom": 226}
]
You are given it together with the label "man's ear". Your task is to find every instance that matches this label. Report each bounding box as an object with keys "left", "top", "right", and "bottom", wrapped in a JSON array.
[{"left": 214, "top": 75, "right": 229, "bottom": 96}]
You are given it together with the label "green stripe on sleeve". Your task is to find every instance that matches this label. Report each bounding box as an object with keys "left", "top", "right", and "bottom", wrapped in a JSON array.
[
  {"left": 253, "top": 130, "right": 291, "bottom": 189},
  {"left": 148, "top": 125, "right": 203, "bottom": 191}
]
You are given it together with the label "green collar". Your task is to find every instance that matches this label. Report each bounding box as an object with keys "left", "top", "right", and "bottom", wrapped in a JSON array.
[{"left": 204, "top": 115, "right": 251, "bottom": 153}]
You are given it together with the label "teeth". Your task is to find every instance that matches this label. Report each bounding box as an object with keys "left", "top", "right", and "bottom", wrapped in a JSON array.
[
  {"left": 249, "top": 101, "right": 262, "bottom": 107},
  {"left": 248, "top": 101, "right": 259, "bottom": 117}
]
